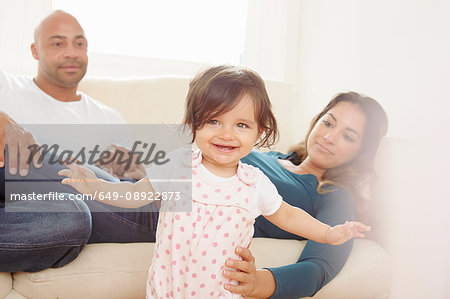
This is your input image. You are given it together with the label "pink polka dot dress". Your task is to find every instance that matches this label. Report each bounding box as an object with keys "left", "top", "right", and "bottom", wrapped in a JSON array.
[{"left": 147, "top": 150, "right": 258, "bottom": 298}]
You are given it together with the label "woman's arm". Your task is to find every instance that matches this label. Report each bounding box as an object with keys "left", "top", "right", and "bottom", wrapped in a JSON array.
[
  {"left": 224, "top": 243, "right": 350, "bottom": 299},
  {"left": 225, "top": 189, "right": 357, "bottom": 298},
  {"left": 223, "top": 247, "right": 277, "bottom": 298}
]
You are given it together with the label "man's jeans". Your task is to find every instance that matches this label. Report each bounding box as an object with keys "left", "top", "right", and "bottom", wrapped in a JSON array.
[
  {"left": 0, "top": 155, "right": 158, "bottom": 272},
  {"left": 0, "top": 198, "right": 91, "bottom": 272}
]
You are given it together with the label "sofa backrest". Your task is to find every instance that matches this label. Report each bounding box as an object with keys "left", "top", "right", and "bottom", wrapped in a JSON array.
[{"left": 79, "top": 76, "right": 295, "bottom": 152}]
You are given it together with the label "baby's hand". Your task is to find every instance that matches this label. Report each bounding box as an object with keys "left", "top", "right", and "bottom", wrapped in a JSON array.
[
  {"left": 58, "top": 163, "right": 99, "bottom": 195},
  {"left": 326, "top": 221, "right": 371, "bottom": 245}
]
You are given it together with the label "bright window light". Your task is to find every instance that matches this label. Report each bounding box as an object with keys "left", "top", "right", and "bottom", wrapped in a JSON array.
[{"left": 52, "top": 0, "right": 248, "bottom": 64}]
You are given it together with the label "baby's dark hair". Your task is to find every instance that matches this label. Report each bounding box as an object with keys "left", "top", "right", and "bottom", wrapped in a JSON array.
[{"left": 183, "top": 65, "right": 278, "bottom": 148}]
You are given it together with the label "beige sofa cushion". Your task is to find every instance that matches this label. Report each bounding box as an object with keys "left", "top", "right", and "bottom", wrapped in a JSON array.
[
  {"left": 12, "top": 239, "right": 389, "bottom": 299},
  {"left": 309, "top": 239, "right": 390, "bottom": 299},
  {"left": 250, "top": 238, "right": 390, "bottom": 299},
  {"left": 5, "top": 290, "right": 27, "bottom": 299},
  {"left": 13, "top": 243, "right": 152, "bottom": 299},
  {"left": 0, "top": 272, "right": 12, "bottom": 298}
]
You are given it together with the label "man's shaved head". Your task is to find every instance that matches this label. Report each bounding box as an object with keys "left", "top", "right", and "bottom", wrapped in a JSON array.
[
  {"left": 34, "top": 10, "right": 85, "bottom": 44},
  {"left": 31, "top": 10, "right": 88, "bottom": 93}
]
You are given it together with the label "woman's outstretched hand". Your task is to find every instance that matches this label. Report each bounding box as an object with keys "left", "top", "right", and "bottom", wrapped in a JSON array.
[
  {"left": 326, "top": 221, "right": 371, "bottom": 245},
  {"left": 223, "top": 246, "right": 276, "bottom": 298},
  {"left": 58, "top": 162, "right": 99, "bottom": 195}
]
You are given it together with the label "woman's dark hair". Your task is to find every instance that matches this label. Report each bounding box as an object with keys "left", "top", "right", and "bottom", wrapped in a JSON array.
[
  {"left": 183, "top": 65, "right": 278, "bottom": 148},
  {"left": 289, "top": 91, "right": 388, "bottom": 220}
]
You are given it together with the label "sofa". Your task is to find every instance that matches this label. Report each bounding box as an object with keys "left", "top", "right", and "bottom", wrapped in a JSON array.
[{"left": 0, "top": 76, "right": 391, "bottom": 299}]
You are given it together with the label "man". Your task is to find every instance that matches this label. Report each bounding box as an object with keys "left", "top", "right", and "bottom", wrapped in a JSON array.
[{"left": 0, "top": 10, "right": 157, "bottom": 272}]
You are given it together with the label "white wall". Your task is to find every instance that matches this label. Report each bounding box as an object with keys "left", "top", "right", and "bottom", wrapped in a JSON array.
[
  {"left": 0, "top": 0, "right": 224, "bottom": 78},
  {"left": 0, "top": 0, "right": 302, "bottom": 82},
  {"left": 295, "top": 0, "right": 450, "bottom": 141},
  {"left": 294, "top": 1, "right": 450, "bottom": 298},
  {"left": 0, "top": 0, "right": 51, "bottom": 75}
]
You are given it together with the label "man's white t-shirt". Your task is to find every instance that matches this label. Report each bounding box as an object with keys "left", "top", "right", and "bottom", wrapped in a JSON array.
[{"left": 0, "top": 69, "right": 129, "bottom": 152}]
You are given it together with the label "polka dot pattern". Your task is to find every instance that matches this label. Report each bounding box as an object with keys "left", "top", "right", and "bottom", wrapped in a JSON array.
[{"left": 147, "top": 151, "right": 257, "bottom": 298}]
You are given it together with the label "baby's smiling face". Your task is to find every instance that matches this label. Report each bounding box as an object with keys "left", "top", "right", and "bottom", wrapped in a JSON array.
[{"left": 195, "top": 95, "right": 261, "bottom": 177}]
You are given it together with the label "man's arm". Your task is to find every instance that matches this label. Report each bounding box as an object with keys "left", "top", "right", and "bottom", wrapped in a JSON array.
[
  {"left": 95, "top": 144, "right": 146, "bottom": 180},
  {"left": 0, "top": 111, "right": 41, "bottom": 175}
]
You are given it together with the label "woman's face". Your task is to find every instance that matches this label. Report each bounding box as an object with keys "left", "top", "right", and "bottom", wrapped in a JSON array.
[{"left": 307, "top": 101, "right": 366, "bottom": 170}]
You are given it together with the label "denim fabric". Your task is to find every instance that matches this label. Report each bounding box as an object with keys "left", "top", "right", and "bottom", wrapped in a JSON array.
[
  {"left": 0, "top": 152, "right": 158, "bottom": 272},
  {"left": 0, "top": 198, "right": 91, "bottom": 272},
  {"left": 87, "top": 200, "right": 159, "bottom": 243}
]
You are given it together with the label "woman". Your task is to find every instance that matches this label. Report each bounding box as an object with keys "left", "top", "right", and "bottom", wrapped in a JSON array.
[{"left": 223, "top": 91, "right": 388, "bottom": 298}]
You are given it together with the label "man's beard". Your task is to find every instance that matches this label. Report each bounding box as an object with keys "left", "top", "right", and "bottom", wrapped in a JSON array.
[{"left": 54, "top": 61, "right": 87, "bottom": 87}]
